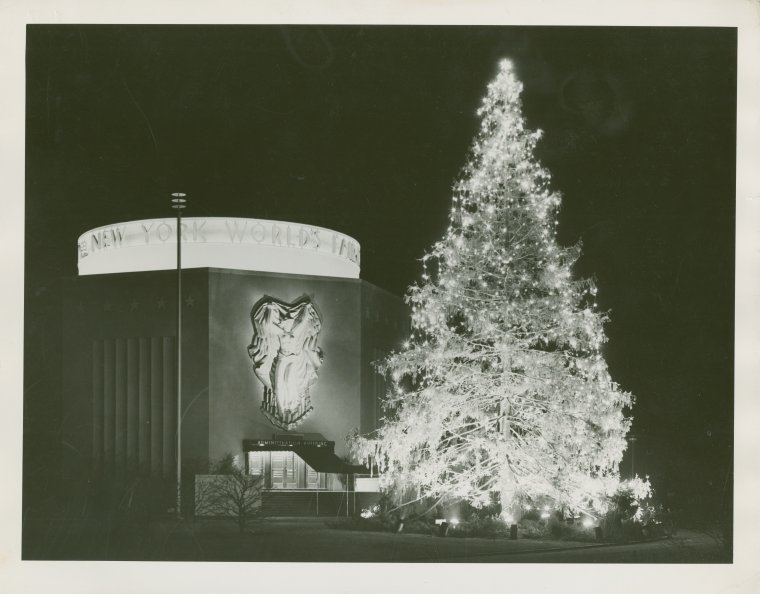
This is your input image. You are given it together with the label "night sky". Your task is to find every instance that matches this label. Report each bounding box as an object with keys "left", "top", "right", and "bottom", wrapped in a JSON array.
[{"left": 25, "top": 25, "right": 736, "bottom": 519}]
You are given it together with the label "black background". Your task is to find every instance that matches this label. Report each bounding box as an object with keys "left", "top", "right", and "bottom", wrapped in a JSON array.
[{"left": 25, "top": 25, "right": 735, "bottom": 523}]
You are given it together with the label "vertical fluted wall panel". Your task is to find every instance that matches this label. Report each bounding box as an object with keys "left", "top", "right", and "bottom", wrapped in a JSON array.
[
  {"left": 162, "top": 337, "right": 175, "bottom": 479},
  {"left": 114, "top": 339, "right": 127, "bottom": 467},
  {"left": 92, "top": 340, "right": 104, "bottom": 472},
  {"left": 93, "top": 336, "right": 175, "bottom": 478},
  {"left": 103, "top": 340, "right": 115, "bottom": 468},
  {"left": 126, "top": 338, "right": 139, "bottom": 470},
  {"left": 150, "top": 337, "right": 163, "bottom": 477},
  {"left": 138, "top": 338, "right": 151, "bottom": 472}
]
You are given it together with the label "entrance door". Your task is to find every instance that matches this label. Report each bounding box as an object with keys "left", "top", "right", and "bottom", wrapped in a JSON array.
[
  {"left": 247, "top": 450, "right": 326, "bottom": 489},
  {"left": 271, "top": 451, "right": 298, "bottom": 489}
]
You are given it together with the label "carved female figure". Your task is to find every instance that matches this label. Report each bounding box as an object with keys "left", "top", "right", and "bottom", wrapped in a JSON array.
[{"left": 248, "top": 297, "right": 324, "bottom": 430}]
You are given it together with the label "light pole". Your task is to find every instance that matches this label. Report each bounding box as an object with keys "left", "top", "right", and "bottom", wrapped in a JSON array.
[{"left": 171, "top": 192, "right": 186, "bottom": 518}]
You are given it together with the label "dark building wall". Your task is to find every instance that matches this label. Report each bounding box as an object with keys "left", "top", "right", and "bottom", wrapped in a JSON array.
[
  {"left": 60, "top": 266, "right": 407, "bottom": 487},
  {"left": 60, "top": 270, "right": 209, "bottom": 485},
  {"left": 359, "top": 283, "right": 410, "bottom": 435},
  {"left": 207, "top": 269, "right": 363, "bottom": 460}
]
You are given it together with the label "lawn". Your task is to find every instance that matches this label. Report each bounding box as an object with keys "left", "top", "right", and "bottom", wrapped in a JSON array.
[{"left": 22, "top": 515, "right": 728, "bottom": 562}]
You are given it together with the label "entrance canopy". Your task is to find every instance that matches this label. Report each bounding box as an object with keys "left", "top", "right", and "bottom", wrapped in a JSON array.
[{"left": 243, "top": 438, "right": 367, "bottom": 474}]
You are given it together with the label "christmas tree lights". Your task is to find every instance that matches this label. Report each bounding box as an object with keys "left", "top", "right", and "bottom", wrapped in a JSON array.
[{"left": 351, "top": 59, "right": 648, "bottom": 517}]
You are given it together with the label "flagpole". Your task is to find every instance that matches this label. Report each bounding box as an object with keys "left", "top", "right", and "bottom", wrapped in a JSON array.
[{"left": 171, "top": 192, "right": 186, "bottom": 518}]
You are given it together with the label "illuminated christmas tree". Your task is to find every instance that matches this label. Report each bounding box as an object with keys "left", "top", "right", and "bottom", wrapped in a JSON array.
[{"left": 352, "top": 59, "right": 646, "bottom": 518}]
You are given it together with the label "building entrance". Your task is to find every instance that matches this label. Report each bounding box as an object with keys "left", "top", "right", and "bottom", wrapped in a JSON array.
[{"left": 247, "top": 450, "right": 328, "bottom": 490}]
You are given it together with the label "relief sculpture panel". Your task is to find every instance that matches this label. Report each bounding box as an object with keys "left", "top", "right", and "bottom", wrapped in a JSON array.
[{"left": 247, "top": 296, "right": 324, "bottom": 430}]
